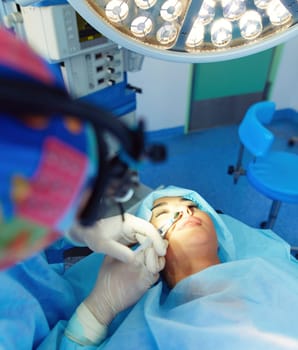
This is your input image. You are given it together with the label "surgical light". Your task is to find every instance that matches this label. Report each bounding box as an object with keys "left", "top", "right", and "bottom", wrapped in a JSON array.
[{"left": 68, "top": 0, "right": 298, "bottom": 62}]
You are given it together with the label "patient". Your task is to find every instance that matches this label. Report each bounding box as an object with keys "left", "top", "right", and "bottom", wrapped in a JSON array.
[{"left": 101, "top": 185, "right": 298, "bottom": 349}]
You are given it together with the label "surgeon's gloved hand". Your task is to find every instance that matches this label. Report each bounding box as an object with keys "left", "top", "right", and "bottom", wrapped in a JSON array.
[
  {"left": 86, "top": 251, "right": 163, "bottom": 324},
  {"left": 67, "top": 213, "right": 167, "bottom": 271},
  {"left": 65, "top": 250, "right": 163, "bottom": 346}
]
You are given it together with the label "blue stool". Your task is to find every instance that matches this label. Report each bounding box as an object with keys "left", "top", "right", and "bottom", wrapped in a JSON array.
[{"left": 233, "top": 101, "right": 298, "bottom": 229}]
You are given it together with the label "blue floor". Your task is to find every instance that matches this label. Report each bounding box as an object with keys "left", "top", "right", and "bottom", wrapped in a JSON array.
[{"left": 140, "top": 117, "right": 298, "bottom": 247}]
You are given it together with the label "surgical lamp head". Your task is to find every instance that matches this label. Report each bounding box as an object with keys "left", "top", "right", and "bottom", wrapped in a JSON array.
[{"left": 68, "top": 0, "right": 298, "bottom": 63}]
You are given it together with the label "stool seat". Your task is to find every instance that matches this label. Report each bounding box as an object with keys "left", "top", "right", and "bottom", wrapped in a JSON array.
[
  {"left": 247, "top": 152, "right": 298, "bottom": 203},
  {"left": 229, "top": 100, "right": 298, "bottom": 229}
]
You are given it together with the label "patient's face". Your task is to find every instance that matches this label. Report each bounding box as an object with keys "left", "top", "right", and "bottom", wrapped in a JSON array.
[{"left": 150, "top": 196, "right": 219, "bottom": 287}]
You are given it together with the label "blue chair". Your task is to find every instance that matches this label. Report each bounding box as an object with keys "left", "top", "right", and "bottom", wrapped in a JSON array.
[{"left": 230, "top": 101, "right": 298, "bottom": 229}]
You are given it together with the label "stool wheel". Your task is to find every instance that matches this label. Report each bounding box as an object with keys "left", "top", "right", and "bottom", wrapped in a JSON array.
[
  {"left": 288, "top": 139, "right": 295, "bottom": 147},
  {"left": 260, "top": 221, "right": 268, "bottom": 229},
  {"left": 227, "top": 165, "right": 235, "bottom": 175}
]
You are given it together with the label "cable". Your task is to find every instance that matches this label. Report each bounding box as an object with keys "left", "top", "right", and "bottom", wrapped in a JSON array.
[{"left": 0, "top": 77, "right": 144, "bottom": 160}]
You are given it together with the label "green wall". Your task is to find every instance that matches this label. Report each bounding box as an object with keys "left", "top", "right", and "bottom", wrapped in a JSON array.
[{"left": 192, "top": 48, "right": 275, "bottom": 101}]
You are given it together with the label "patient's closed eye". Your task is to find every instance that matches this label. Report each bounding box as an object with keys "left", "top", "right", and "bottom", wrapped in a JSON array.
[
  {"left": 181, "top": 202, "right": 199, "bottom": 213},
  {"left": 155, "top": 210, "right": 170, "bottom": 218},
  {"left": 155, "top": 203, "right": 198, "bottom": 218}
]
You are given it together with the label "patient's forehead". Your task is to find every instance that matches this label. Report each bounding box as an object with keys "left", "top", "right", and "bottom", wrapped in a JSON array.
[
  {"left": 153, "top": 196, "right": 183, "bottom": 208},
  {"left": 152, "top": 196, "right": 184, "bottom": 208}
]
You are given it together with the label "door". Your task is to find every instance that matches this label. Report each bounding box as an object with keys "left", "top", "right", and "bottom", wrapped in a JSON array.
[{"left": 186, "top": 46, "right": 283, "bottom": 132}]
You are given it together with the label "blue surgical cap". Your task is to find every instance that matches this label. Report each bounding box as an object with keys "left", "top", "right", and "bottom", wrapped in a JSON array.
[{"left": 136, "top": 186, "right": 236, "bottom": 262}]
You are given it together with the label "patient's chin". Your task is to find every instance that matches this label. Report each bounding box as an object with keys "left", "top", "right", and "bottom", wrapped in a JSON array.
[{"left": 169, "top": 229, "right": 214, "bottom": 252}]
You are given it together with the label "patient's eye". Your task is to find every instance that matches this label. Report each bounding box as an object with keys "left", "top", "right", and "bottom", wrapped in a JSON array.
[
  {"left": 182, "top": 199, "right": 199, "bottom": 210},
  {"left": 155, "top": 210, "right": 169, "bottom": 218},
  {"left": 151, "top": 198, "right": 200, "bottom": 227}
]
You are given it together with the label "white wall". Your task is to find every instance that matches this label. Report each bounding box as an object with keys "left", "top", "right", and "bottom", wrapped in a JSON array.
[
  {"left": 127, "top": 57, "right": 191, "bottom": 131},
  {"left": 127, "top": 36, "right": 298, "bottom": 132},
  {"left": 270, "top": 35, "right": 298, "bottom": 110}
]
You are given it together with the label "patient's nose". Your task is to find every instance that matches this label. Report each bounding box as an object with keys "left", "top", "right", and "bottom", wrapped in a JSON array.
[{"left": 175, "top": 206, "right": 193, "bottom": 220}]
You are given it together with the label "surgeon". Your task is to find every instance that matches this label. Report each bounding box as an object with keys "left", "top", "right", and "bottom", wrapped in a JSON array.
[{"left": 0, "top": 27, "right": 167, "bottom": 349}]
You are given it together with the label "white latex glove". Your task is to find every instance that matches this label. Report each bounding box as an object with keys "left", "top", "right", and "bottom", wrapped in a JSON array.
[
  {"left": 65, "top": 249, "right": 164, "bottom": 346},
  {"left": 86, "top": 250, "right": 163, "bottom": 325},
  {"left": 67, "top": 213, "right": 168, "bottom": 270}
]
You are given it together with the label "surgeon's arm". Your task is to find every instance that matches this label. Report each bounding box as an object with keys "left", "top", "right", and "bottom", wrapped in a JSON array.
[{"left": 64, "top": 248, "right": 164, "bottom": 347}]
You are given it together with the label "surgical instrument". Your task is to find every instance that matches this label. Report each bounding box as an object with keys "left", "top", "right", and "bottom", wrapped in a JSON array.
[{"left": 134, "top": 212, "right": 180, "bottom": 254}]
